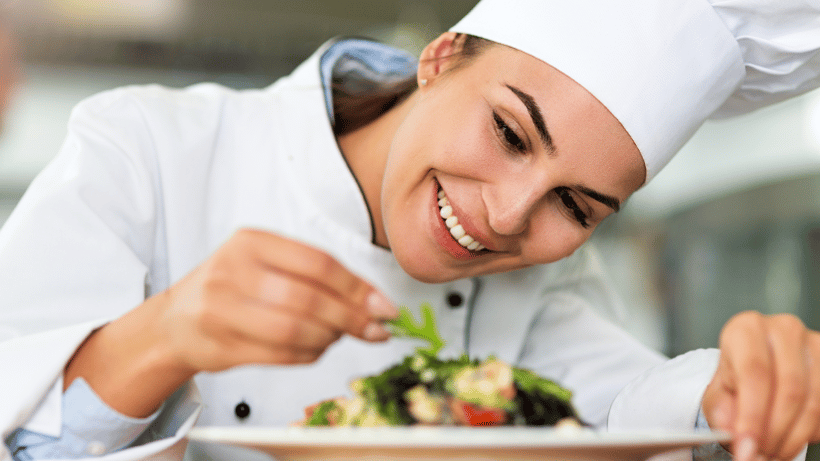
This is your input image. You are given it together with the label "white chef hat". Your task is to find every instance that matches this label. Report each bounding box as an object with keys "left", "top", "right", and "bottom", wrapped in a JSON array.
[{"left": 450, "top": 0, "right": 820, "bottom": 182}]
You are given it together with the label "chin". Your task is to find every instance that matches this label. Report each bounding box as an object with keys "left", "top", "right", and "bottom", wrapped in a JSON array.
[
  {"left": 391, "top": 248, "right": 458, "bottom": 284},
  {"left": 408, "top": 270, "right": 456, "bottom": 284},
  {"left": 395, "top": 258, "right": 453, "bottom": 284}
]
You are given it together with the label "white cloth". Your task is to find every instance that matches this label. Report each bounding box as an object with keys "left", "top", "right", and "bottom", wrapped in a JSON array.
[
  {"left": 0, "top": 44, "right": 719, "bottom": 461},
  {"left": 710, "top": 0, "right": 820, "bottom": 117},
  {"left": 450, "top": 0, "right": 820, "bottom": 181}
]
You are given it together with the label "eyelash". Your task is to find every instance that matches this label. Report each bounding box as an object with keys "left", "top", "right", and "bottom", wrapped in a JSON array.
[
  {"left": 556, "top": 187, "right": 590, "bottom": 228},
  {"left": 493, "top": 112, "right": 526, "bottom": 152},
  {"left": 493, "top": 111, "right": 589, "bottom": 228}
]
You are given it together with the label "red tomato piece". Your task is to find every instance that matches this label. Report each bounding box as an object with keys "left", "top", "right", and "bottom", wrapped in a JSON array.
[{"left": 459, "top": 401, "right": 507, "bottom": 426}]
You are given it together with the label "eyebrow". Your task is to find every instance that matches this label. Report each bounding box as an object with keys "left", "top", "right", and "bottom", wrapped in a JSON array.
[
  {"left": 577, "top": 185, "right": 621, "bottom": 212},
  {"left": 504, "top": 84, "right": 620, "bottom": 213},
  {"left": 505, "top": 84, "right": 554, "bottom": 152}
]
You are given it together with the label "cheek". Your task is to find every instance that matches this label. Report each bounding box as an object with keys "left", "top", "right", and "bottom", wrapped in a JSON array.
[
  {"left": 431, "top": 128, "right": 502, "bottom": 181},
  {"left": 521, "top": 212, "right": 593, "bottom": 264},
  {"left": 415, "top": 94, "right": 495, "bottom": 169}
]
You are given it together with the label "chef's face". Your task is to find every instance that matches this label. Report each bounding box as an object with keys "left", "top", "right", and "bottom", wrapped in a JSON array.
[{"left": 381, "top": 33, "right": 645, "bottom": 283}]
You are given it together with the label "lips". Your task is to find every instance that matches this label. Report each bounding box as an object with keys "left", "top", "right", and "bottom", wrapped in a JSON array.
[{"left": 437, "top": 188, "right": 486, "bottom": 252}]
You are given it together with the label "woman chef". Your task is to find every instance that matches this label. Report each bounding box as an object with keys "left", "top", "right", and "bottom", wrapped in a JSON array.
[{"left": 2, "top": 0, "right": 820, "bottom": 460}]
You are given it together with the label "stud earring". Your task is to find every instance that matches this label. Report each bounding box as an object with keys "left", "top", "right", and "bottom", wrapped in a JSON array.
[{"left": 419, "top": 79, "right": 428, "bottom": 86}]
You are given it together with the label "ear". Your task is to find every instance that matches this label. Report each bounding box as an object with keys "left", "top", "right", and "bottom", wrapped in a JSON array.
[{"left": 417, "top": 32, "right": 460, "bottom": 88}]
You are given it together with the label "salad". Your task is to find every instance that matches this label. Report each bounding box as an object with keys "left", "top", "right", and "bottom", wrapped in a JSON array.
[{"left": 302, "top": 304, "right": 583, "bottom": 428}]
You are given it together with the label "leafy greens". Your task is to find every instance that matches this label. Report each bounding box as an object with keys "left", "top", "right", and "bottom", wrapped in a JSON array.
[
  {"left": 386, "top": 303, "right": 445, "bottom": 356},
  {"left": 303, "top": 303, "right": 583, "bottom": 427}
]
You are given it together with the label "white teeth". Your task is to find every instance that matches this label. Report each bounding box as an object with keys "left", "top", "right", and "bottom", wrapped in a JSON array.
[
  {"left": 440, "top": 205, "right": 453, "bottom": 219},
  {"left": 458, "top": 235, "right": 474, "bottom": 246},
  {"left": 437, "top": 188, "right": 486, "bottom": 252}
]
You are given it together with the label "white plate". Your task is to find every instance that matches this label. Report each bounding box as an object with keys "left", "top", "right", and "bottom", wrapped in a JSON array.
[{"left": 187, "top": 426, "right": 731, "bottom": 461}]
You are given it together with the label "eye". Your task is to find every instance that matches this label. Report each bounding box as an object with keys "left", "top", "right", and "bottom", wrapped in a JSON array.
[
  {"left": 556, "top": 187, "right": 589, "bottom": 228},
  {"left": 493, "top": 112, "right": 526, "bottom": 152}
]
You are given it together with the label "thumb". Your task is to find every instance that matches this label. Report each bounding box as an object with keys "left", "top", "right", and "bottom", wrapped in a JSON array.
[
  {"left": 702, "top": 357, "right": 738, "bottom": 432},
  {"left": 707, "top": 390, "right": 736, "bottom": 432}
]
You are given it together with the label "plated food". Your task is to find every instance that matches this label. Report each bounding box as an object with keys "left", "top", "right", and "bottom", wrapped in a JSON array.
[{"left": 302, "top": 304, "right": 583, "bottom": 428}]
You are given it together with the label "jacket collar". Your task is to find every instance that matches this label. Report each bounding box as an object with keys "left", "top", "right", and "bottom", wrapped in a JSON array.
[{"left": 281, "top": 38, "right": 417, "bottom": 247}]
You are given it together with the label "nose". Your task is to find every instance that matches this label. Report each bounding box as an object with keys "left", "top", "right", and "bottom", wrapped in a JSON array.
[{"left": 484, "top": 172, "right": 551, "bottom": 236}]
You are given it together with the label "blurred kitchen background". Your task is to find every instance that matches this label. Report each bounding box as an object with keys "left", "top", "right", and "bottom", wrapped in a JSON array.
[{"left": 1, "top": 0, "right": 820, "bottom": 372}]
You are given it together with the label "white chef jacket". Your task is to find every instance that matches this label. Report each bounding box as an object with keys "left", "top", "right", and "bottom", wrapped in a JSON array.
[{"left": 0, "top": 39, "right": 722, "bottom": 461}]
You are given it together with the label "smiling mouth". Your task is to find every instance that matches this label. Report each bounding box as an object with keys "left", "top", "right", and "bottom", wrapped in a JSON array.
[{"left": 437, "top": 188, "right": 487, "bottom": 252}]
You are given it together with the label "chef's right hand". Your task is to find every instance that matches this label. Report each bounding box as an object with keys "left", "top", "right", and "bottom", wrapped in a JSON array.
[
  {"left": 64, "top": 228, "right": 397, "bottom": 418},
  {"left": 162, "top": 228, "right": 398, "bottom": 373}
]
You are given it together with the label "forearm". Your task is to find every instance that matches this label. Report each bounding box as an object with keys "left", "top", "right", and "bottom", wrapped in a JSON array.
[{"left": 64, "top": 292, "right": 194, "bottom": 418}]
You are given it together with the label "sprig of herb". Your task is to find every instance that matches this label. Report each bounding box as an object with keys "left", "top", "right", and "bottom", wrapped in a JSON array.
[
  {"left": 513, "top": 368, "right": 573, "bottom": 403},
  {"left": 306, "top": 400, "right": 339, "bottom": 426},
  {"left": 386, "top": 303, "right": 445, "bottom": 356}
]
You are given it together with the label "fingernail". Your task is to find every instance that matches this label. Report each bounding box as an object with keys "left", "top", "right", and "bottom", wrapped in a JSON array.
[
  {"left": 736, "top": 437, "right": 757, "bottom": 461},
  {"left": 366, "top": 291, "right": 398, "bottom": 319},
  {"left": 364, "top": 322, "right": 391, "bottom": 341}
]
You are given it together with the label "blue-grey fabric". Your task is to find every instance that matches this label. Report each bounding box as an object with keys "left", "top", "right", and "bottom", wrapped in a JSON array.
[{"left": 5, "top": 378, "right": 160, "bottom": 459}]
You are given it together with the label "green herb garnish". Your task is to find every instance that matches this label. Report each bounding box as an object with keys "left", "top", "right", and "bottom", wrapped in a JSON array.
[
  {"left": 512, "top": 368, "right": 573, "bottom": 403},
  {"left": 306, "top": 400, "right": 339, "bottom": 426},
  {"left": 386, "top": 303, "right": 445, "bottom": 356},
  {"left": 303, "top": 303, "right": 583, "bottom": 428}
]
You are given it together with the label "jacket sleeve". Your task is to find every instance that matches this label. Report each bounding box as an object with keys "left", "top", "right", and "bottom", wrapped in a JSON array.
[
  {"left": 6, "top": 378, "right": 161, "bottom": 460},
  {"left": 608, "top": 348, "right": 719, "bottom": 431},
  {"left": 614, "top": 351, "right": 809, "bottom": 461},
  {"left": 0, "top": 87, "right": 198, "bottom": 461}
]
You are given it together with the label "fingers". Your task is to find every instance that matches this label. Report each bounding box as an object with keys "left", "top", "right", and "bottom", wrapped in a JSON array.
[
  {"left": 218, "top": 229, "right": 396, "bottom": 338},
  {"left": 761, "top": 315, "right": 809, "bottom": 456},
  {"left": 719, "top": 311, "right": 773, "bottom": 458},
  {"left": 235, "top": 265, "right": 387, "bottom": 340},
  {"left": 210, "top": 294, "right": 344, "bottom": 351},
  {"left": 702, "top": 360, "right": 736, "bottom": 432},
  {"left": 234, "top": 229, "right": 397, "bottom": 321},
  {"left": 219, "top": 340, "right": 325, "bottom": 366},
  {"left": 712, "top": 311, "right": 820, "bottom": 461},
  {"left": 206, "top": 229, "right": 397, "bottom": 356},
  {"left": 166, "top": 228, "right": 401, "bottom": 373},
  {"left": 811, "top": 334, "right": 820, "bottom": 443},
  {"left": 774, "top": 332, "right": 820, "bottom": 460},
  {"left": 191, "top": 282, "right": 362, "bottom": 369}
]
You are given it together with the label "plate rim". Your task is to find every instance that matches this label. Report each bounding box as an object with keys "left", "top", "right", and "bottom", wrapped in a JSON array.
[{"left": 187, "top": 425, "right": 732, "bottom": 449}]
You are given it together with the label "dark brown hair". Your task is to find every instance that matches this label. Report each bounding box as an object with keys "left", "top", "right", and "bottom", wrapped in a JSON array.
[{"left": 333, "top": 34, "right": 493, "bottom": 135}]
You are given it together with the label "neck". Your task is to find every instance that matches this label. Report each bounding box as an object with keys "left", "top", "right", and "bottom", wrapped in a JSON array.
[{"left": 337, "top": 91, "right": 418, "bottom": 249}]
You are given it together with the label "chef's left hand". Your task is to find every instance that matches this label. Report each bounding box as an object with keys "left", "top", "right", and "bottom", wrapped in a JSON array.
[{"left": 702, "top": 311, "right": 820, "bottom": 461}]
